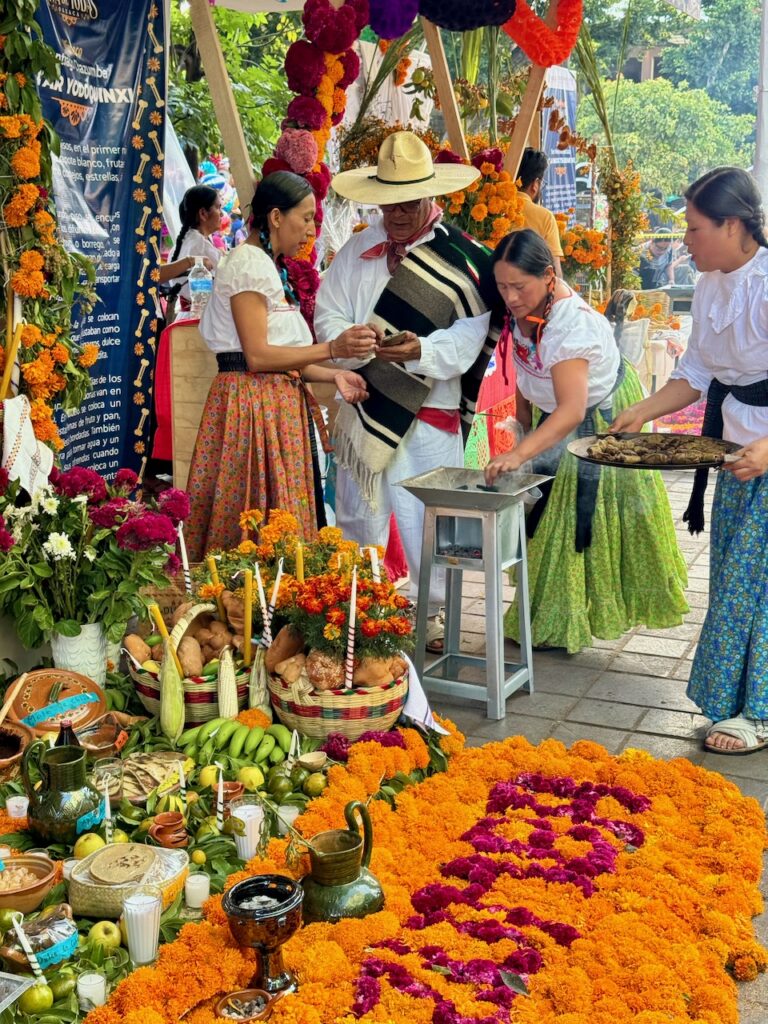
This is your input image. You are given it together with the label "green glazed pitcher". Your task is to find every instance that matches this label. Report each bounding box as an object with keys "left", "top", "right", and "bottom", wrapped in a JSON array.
[
  {"left": 300, "top": 799, "right": 384, "bottom": 924},
  {"left": 21, "top": 741, "right": 104, "bottom": 846}
]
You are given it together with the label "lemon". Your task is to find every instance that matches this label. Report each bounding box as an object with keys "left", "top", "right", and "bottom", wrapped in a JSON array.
[
  {"left": 303, "top": 772, "right": 328, "bottom": 798},
  {"left": 237, "top": 766, "right": 265, "bottom": 792},
  {"left": 191, "top": 850, "right": 207, "bottom": 865},
  {"left": 111, "top": 828, "right": 130, "bottom": 844},
  {"left": 74, "top": 832, "right": 106, "bottom": 860},
  {"left": 49, "top": 975, "right": 76, "bottom": 1001},
  {"left": 18, "top": 983, "right": 54, "bottom": 1014},
  {"left": 198, "top": 765, "right": 219, "bottom": 789}
]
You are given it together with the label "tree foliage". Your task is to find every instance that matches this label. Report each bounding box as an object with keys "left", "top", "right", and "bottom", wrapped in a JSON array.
[
  {"left": 577, "top": 76, "right": 754, "bottom": 197},
  {"left": 168, "top": 2, "right": 298, "bottom": 167}
]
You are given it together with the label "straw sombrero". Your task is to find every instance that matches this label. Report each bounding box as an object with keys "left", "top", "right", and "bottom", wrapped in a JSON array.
[{"left": 331, "top": 131, "right": 480, "bottom": 205}]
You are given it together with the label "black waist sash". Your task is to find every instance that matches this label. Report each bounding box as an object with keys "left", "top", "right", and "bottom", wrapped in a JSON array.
[
  {"left": 528, "top": 359, "right": 627, "bottom": 553},
  {"left": 683, "top": 375, "right": 768, "bottom": 534}
]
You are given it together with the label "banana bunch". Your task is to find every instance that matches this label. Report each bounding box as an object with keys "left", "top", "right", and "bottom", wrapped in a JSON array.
[{"left": 179, "top": 719, "right": 294, "bottom": 767}]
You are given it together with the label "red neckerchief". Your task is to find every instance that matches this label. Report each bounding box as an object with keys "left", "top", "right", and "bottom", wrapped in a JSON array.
[{"left": 360, "top": 202, "right": 443, "bottom": 275}]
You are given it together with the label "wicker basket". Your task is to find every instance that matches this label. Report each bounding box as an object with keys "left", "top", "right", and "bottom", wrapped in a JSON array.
[
  {"left": 68, "top": 845, "right": 189, "bottom": 919},
  {"left": 268, "top": 669, "right": 408, "bottom": 741}
]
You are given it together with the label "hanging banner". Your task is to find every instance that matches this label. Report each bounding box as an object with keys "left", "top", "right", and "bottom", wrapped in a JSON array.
[
  {"left": 36, "top": 0, "right": 167, "bottom": 478},
  {"left": 540, "top": 65, "right": 578, "bottom": 218}
]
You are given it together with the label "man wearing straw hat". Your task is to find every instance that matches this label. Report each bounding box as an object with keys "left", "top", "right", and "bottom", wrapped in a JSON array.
[{"left": 315, "top": 131, "right": 503, "bottom": 651}]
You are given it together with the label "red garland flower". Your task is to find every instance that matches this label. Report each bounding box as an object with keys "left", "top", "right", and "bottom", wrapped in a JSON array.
[
  {"left": 89, "top": 496, "right": 130, "bottom": 528},
  {"left": 435, "top": 149, "right": 466, "bottom": 165},
  {"left": 302, "top": 0, "right": 369, "bottom": 52},
  {"left": 55, "top": 466, "right": 108, "bottom": 503},
  {"left": 305, "top": 163, "right": 332, "bottom": 201},
  {"left": 165, "top": 552, "right": 182, "bottom": 575},
  {"left": 285, "top": 96, "right": 328, "bottom": 132},
  {"left": 113, "top": 468, "right": 139, "bottom": 493},
  {"left": 0, "top": 468, "right": 8, "bottom": 493},
  {"left": 472, "top": 147, "right": 504, "bottom": 173},
  {"left": 337, "top": 48, "right": 361, "bottom": 90},
  {"left": 116, "top": 510, "right": 177, "bottom": 551},
  {"left": 157, "top": 487, "right": 190, "bottom": 527},
  {"left": 284, "top": 39, "right": 326, "bottom": 95},
  {"left": 261, "top": 157, "right": 291, "bottom": 179},
  {"left": 275, "top": 128, "right": 319, "bottom": 175},
  {"left": 0, "top": 515, "right": 14, "bottom": 553}
]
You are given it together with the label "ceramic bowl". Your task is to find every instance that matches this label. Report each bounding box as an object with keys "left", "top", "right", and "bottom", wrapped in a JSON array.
[
  {"left": 0, "top": 721, "right": 35, "bottom": 782},
  {"left": 213, "top": 781, "right": 245, "bottom": 805},
  {"left": 0, "top": 854, "right": 57, "bottom": 913},
  {"left": 214, "top": 988, "right": 274, "bottom": 1022}
]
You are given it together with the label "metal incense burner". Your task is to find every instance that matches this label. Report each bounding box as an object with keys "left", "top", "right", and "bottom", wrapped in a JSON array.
[
  {"left": 222, "top": 875, "right": 303, "bottom": 994},
  {"left": 398, "top": 467, "right": 550, "bottom": 720}
]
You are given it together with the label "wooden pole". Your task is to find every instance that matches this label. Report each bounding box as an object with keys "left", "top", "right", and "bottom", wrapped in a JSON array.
[
  {"left": 188, "top": 0, "right": 255, "bottom": 207},
  {"left": 420, "top": 18, "right": 469, "bottom": 161}
]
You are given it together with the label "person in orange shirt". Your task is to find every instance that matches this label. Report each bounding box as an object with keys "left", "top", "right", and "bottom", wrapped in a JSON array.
[{"left": 516, "top": 148, "right": 564, "bottom": 277}]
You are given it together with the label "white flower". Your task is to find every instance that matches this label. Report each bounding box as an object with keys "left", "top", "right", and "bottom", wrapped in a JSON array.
[
  {"left": 83, "top": 547, "right": 97, "bottom": 562},
  {"left": 42, "top": 532, "right": 75, "bottom": 561},
  {"left": 41, "top": 496, "right": 60, "bottom": 515},
  {"left": 72, "top": 495, "right": 88, "bottom": 505},
  {"left": 4, "top": 505, "right": 31, "bottom": 522},
  {"left": 11, "top": 524, "right": 23, "bottom": 542}
]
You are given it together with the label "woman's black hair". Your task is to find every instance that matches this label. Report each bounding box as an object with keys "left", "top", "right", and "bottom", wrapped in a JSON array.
[
  {"left": 517, "top": 148, "right": 549, "bottom": 191},
  {"left": 171, "top": 185, "right": 219, "bottom": 261},
  {"left": 685, "top": 167, "right": 768, "bottom": 249},
  {"left": 249, "top": 171, "right": 313, "bottom": 234},
  {"left": 492, "top": 228, "right": 555, "bottom": 277}
]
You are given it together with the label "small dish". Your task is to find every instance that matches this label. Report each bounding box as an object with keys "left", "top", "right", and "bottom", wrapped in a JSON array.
[
  {"left": 297, "top": 751, "right": 327, "bottom": 772},
  {"left": 214, "top": 988, "right": 274, "bottom": 1022},
  {"left": 0, "top": 855, "right": 56, "bottom": 914}
]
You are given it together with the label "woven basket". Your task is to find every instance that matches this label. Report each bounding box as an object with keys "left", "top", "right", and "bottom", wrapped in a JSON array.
[
  {"left": 268, "top": 669, "right": 408, "bottom": 741},
  {"left": 68, "top": 845, "right": 188, "bottom": 919},
  {"left": 129, "top": 602, "right": 249, "bottom": 724}
]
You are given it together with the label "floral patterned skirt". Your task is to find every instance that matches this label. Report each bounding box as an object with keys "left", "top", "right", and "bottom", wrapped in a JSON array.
[
  {"left": 504, "top": 363, "right": 689, "bottom": 652},
  {"left": 185, "top": 371, "right": 318, "bottom": 561},
  {"left": 687, "top": 470, "right": 768, "bottom": 720}
]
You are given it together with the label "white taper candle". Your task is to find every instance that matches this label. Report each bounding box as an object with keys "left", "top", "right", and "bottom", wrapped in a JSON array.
[
  {"left": 344, "top": 565, "right": 357, "bottom": 687},
  {"left": 216, "top": 763, "right": 225, "bottom": 832},
  {"left": 177, "top": 523, "right": 192, "bottom": 593},
  {"left": 11, "top": 913, "right": 43, "bottom": 979},
  {"left": 254, "top": 563, "right": 271, "bottom": 648}
]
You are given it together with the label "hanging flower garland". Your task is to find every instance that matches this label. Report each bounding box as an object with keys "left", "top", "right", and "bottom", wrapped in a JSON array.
[{"left": 502, "top": 0, "right": 583, "bottom": 68}]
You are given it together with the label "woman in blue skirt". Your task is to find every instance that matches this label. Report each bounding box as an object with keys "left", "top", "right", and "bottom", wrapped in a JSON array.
[{"left": 614, "top": 167, "right": 768, "bottom": 754}]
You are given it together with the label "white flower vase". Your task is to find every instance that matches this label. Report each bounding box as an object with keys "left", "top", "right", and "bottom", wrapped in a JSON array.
[{"left": 50, "top": 623, "right": 108, "bottom": 687}]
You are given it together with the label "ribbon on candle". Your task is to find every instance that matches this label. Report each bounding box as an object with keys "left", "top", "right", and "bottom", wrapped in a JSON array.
[
  {"left": 295, "top": 542, "right": 304, "bottom": 583},
  {"left": 178, "top": 759, "right": 187, "bottom": 810},
  {"left": 344, "top": 565, "right": 357, "bottom": 688},
  {"left": 254, "top": 563, "right": 271, "bottom": 648},
  {"left": 205, "top": 555, "right": 227, "bottom": 621},
  {"left": 368, "top": 546, "right": 381, "bottom": 583},
  {"left": 177, "top": 523, "right": 192, "bottom": 594},
  {"left": 148, "top": 604, "right": 184, "bottom": 677},
  {"left": 103, "top": 781, "right": 113, "bottom": 844},
  {"left": 243, "top": 569, "right": 253, "bottom": 668},
  {"left": 215, "top": 763, "right": 225, "bottom": 832},
  {"left": 11, "top": 913, "right": 43, "bottom": 979}
]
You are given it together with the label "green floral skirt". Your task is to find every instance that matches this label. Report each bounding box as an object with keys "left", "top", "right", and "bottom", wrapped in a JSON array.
[{"left": 505, "top": 363, "right": 689, "bottom": 653}]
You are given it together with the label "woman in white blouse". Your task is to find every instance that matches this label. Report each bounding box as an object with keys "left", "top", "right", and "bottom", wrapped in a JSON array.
[
  {"left": 614, "top": 167, "right": 768, "bottom": 755},
  {"left": 163, "top": 186, "right": 224, "bottom": 314},
  {"left": 486, "top": 229, "right": 687, "bottom": 652},
  {"left": 185, "top": 172, "right": 376, "bottom": 559}
]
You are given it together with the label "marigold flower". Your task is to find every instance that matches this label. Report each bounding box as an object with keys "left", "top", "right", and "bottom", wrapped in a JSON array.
[
  {"left": 77, "top": 343, "right": 100, "bottom": 368},
  {"left": 10, "top": 141, "right": 40, "bottom": 179}
]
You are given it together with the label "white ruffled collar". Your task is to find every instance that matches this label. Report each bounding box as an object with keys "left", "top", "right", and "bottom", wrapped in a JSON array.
[{"left": 708, "top": 247, "right": 768, "bottom": 332}]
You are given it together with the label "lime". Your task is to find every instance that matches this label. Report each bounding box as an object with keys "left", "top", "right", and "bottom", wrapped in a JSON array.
[
  {"left": 0, "top": 908, "right": 19, "bottom": 934},
  {"left": 267, "top": 777, "right": 294, "bottom": 802},
  {"left": 18, "top": 983, "right": 54, "bottom": 1015},
  {"left": 303, "top": 772, "right": 328, "bottom": 798},
  {"left": 290, "top": 766, "right": 310, "bottom": 789},
  {"left": 267, "top": 764, "right": 289, "bottom": 783},
  {"left": 191, "top": 849, "right": 207, "bottom": 865},
  {"left": 49, "top": 975, "right": 76, "bottom": 1001}
]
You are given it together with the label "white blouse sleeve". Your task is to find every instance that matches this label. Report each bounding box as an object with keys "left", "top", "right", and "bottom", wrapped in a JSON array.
[
  {"left": 670, "top": 286, "right": 711, "bottom": 394},
  {"left": 221, "top": 249, "right": 276, "bottom": 301}
]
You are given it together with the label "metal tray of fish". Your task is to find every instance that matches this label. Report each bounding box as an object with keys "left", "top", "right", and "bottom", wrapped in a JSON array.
[{"left": 568, "top": 432, "right": 741, "bottom": 470}]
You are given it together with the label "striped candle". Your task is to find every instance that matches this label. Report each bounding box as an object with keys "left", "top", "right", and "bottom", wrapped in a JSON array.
[
  {"left": 254, "top": 563, "right": 271, "bottom": 647},
  {"left": 177, "top": 523, "right": 192, "bottom": 593},
  {"left": 103, "top": 781, "right": 114, "bottom": 844},
  {"left": 11, "top": 913, "right": 43, "bottom": 979},
  {"left": 265, "top": 558, "right": 284, "bottom": 636},
  {"left": 344, "top": 565, "right": 357, "bottom": 687},
  {"left": 216, "top": 764, "right": 225, "bottom": 833}
]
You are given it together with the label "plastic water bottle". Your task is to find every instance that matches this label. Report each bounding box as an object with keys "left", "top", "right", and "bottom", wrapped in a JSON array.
[{"left": 188, "top": 257, "right": 213, "bottom": 317}]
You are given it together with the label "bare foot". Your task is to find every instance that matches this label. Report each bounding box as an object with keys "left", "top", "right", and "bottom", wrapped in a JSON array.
[{"left": 704, "top": 731, "right": 747, "bottom": 752}]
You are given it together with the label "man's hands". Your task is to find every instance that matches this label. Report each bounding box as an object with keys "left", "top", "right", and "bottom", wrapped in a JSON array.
[{"left": 374, "top": 330, "right": 421, "bottom": 363}]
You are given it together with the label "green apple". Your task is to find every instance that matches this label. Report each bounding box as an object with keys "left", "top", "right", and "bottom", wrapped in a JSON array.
[
  {"left": 89, "top": 920, "right": 122, "bottom": 951},
  {"left": 237, "top": 766, "right": 265, "bottom": 792},
  {"left": 73, "top": 832, "right": 106, "bottom": 860},
  {"left": 111, "top": 829, "right": 130, "bottom": 844}
]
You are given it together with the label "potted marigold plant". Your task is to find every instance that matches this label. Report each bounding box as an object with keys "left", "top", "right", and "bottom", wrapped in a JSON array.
[
  {"left": 0, "top": 465, "right": 186, "bottom": 683},
  {"left": 556, "top": 213, "right": 611, "bottom": 292}
]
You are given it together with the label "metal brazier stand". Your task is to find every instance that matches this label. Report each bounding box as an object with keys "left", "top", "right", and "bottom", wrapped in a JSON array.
[{"left": 399, "top": 468, "right": 550, "bottom": 721}]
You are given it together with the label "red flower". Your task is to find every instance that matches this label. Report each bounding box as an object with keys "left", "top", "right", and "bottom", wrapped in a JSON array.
[
  {"left": 0, "top": 515, "right": 14, "bottom": 553},
  {"left": 261, "top": 157, "right": 291, "bottom": 179},
  {"left": 158, "top": 488, "right": 190, "bottom": 526},
  {"left": 360, "top": 619, "right": 384, "bottom": 638},
  {"left": 303, "top": 0, "right": 366, "bottom": 51},
  {"left": 285, "top": 96, "right": 327, "bottom": 132},
  {"left": 166, "top": 552, "right": 181, "bottom": 575},
  {"left": 113, "top": 468, "right": 139, "bottom": 493},
  {"left": 472, "top": 147, "right": 504, "bottom": 173},
  {"left": 56, "top": 466, "right": 108, "bottom": 503},
  {"left": 305, "top": 163, "right": 332, "bottom": 201},
  {"left": 0, "top": 467, "right": 8, "bottom": 492},
  {"left": 89, "top": 496, "right": 130, "bottom": 528},
  {"left": 116, "top": 510, "right": 177, "bottom": 551},
  {"left": 435, "top": 149, "right": 466, "bottom": 166},
  {"left": 338, "top": 48, "right": 361, "bottom": 90},
  {"left": 284, "top": 39, "right": 326, "bottom": 95}
]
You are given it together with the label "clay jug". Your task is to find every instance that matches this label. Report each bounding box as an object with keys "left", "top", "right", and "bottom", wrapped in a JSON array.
[{"left": 21, "top": 741, "right": 104, "bottom": 846}]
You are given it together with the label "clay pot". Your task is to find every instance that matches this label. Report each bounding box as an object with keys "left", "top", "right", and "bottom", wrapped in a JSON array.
[
  {"left": 0, "top": 721, "right": 35, "bottom": 783},
  {"left": 213, "top": 781, "right": 245, "bottom": 815},
  {"left": 149, "top": 811, "right": 188, "bottom": 848}
]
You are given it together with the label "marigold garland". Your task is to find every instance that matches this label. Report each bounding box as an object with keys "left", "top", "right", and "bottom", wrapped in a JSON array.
[
  {"left": 89, "top": 736, "right": 766, "bottom": 1024},
  {"left": 503, "top": 0, "right": 583, "bottom": 68}
]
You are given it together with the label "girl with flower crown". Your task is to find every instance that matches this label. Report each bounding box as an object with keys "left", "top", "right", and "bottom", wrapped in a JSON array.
[
  {"left": 185, "top": 171, "right": 376, "bottom": 560},
  {"left": 485, "top": 229, "right": 687, "bottom": 653}
]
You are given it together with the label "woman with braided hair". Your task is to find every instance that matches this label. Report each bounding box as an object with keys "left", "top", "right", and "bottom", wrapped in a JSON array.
[
  {"left": 614, "top": 167, "right": 768, "bottom": 753},
  {"left": 160, "top": 185, "right": 223, "bottom": 314},
  {"left": 486, "top": 229, "right": 687, "bottom": 653}
]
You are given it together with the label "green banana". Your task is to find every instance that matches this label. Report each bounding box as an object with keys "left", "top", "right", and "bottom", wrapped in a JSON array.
[
  {"left": 227, "top": 724, "right": 251, "bottom": 759},
  {"left": 266, "top": 723, "right": 292, "bottom": 754},
  {"left": 197, "top": 717, "right": 227, "bottom": 745},
  {"left": 243, "top": 727, "right": 265, "bottom": 757},
  {"left": 183, "top": 742, "right": 198, "bottom": 760},
  {"left": 198, "top": 737, "right": 217, "bottom": 764},
  {"left": 254, "top": 734, "right": 276, "bottom": 763},
  {"left": 269, "top": 746, "right": 285, "bottom": 766},
  {"left": 213, "top": 720, "right": 241, "bottom": 750},
  {"left": 178, "top": 724, "right": 204, "bottom": 748}
]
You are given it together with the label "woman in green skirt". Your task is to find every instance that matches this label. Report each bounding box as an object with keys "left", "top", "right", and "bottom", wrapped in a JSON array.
[{"left": 485, "top": 230, "right": 688, "bottom": 652}]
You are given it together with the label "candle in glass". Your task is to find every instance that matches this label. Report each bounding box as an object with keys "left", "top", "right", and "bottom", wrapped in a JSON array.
[
  {"left": 122, "top": 885, "right": 162, "bottom": 966},
  {"left": 229, "top": 798, "right": 265, "bottom": 861},
  {"left": 185, "top": 873, "right": 211, "bottom": 909},
  {"left": 6, "top": 796, "right": 29, "bottom": 819},
  {"left": 77, "top": 973, "right": 107, "bottom": 1010}
]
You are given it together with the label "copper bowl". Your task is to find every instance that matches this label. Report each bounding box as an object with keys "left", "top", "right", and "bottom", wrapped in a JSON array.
[
  {"left": 0, "top": 855, "right": 57, "bottom": 914},
  {"left": 0, "top": 721, "right": 35, "bottom": 782},
  {"left": 214, "top": 988, "right": 275, "bottom": 1022}
]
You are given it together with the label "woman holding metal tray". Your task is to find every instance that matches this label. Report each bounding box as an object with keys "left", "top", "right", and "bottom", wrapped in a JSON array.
[
  {"left": 485, "top": 229, "right": 688, "bottom": 653},
  {"left": 613, "top": 167, "right": 768, "bottom": 755}
]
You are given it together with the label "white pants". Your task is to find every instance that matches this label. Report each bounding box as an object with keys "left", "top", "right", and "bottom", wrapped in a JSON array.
[{"left": 335, "top": 419, "right": 463, "bottom": 614}]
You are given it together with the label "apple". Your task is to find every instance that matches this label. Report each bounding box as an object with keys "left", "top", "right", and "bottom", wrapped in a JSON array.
[
  {"left": 111, "top": 828, "right": 130, "bottom": 844},
  {"left": 88, "top": 920, "right": 122, "bottom": 951},
  {"left": 237, "top": 766, "right": 265, "bottom": 792},
  {"left": 74, "top": 832, "right": 106, "bottom": 860},
  {"left": 119, "top": 915, "right": 128, "bottom": 946}
]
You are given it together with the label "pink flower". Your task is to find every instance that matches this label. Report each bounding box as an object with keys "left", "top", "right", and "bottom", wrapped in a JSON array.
[
  {"left": 305, "top": 163, "right": 332, "bottom": 201},
  {"left": 0, "top": 516, "right": 14, "bottom": 553},
  {"left": 285, "top": 96, "right": 327, "bottom": 132},
  {"left": 472, "top": 148, "right": 504, "bottom": 173},
  {"left": 116, "top": 510, "right": 177, "bottom": 551},
  {"left": 435, "top": 149, "right": 467, "bottom": 166},
  {"left": 0, "top": 467, "right": 8, "bottom": 493},
  {"left": 285, "top": 39, "right": 326, "bottom": 95},
  {"left": 358, "top": 729, "right": 406, "bottom": 748},
  {"left": 113, "top": 468, "right": 139, "bottom": 493},
  {"left": 56, "top": 467, "right": 108, "bottom": 503},
  {"left": 89, "top": 497, "right": 130, "bottom": 528},
  {"left": 158, "top": 488, "right": 190, "bottom": 526},
  {"left": 338, "top": 48, "right": 361, "bottom": 90},
  {"left": 275, "top": 128, "right": 319, "bottom": 176},
  {"left": 320, "top": 732, "right": 351, "bottom": 763}
]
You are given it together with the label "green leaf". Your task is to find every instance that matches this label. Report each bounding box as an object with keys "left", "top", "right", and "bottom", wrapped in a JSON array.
[
  {"left": 54, "top": 619, "right": 82, "bottom": 637},
  {"left": 499, "top": 970, "right": 529, "bottom": 996},
  {"left": 32, "top": 604, "right": 54, "bottom": 631},
  {"left": 430, "top": 964, "right": 453, "bottom": 977},
  {"left": 32, "top": 563, "right": 53, "bottom": 578}
]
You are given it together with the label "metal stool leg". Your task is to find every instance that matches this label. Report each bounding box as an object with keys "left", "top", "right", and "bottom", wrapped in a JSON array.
[
  {"left": 515, "top": 505, "right": 534, "bottom": 693},
  {"left": 413, "top": 509, "right": 436, "bottom": 681},
  {"left": 483, "top": 512, "right": 505, "bottom": 719},
  {"left": 443, "top": 565, "right": 463, "bottom": 658}
]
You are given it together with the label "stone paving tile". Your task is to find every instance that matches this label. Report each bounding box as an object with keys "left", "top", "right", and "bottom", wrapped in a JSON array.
[
  {"left": 584, "top": 672, "right": 700, "bottom": 712},
  {"left": 620, "top": 732, "right": 705, "bottom": 763},
  {"left": 506, "top": 690, "right": 580, "bottom": 720},
  {"left": 527, "top": 659, "right": 602, "bottom": 698},
  {"left": 605, "top": 652, "right": 679, "bottom": 677},
  {"left": 700, "top": 751, "right": 768, "bottom": 782},
  {"left": 624, "top": 634, "right": 690, "bottom": 658},
  {"left": 568, "top": 697, "right": 646, "bottom": 731},
  {"left": 671, "top": 661, "right": 692, "bottom": 680},
  {"left": 636, "top": 707, "right": 710, "bottom": 738},
  {"left": 637, "top": 622, "right": 701, "bottom": 641},
  {"left": 685, "top": 576, "right": 710, "bottom": 593},
  {"left": 472, "top": 713, "right": 554, "bottom": 745},
  {"left": 548, "top": 722, "right": 629, "bottom": 754}
]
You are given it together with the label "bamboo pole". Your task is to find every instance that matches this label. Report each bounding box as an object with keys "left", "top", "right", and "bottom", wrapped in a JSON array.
[{"left": 421, "top": 18, "right": 469, "bottom": 160}]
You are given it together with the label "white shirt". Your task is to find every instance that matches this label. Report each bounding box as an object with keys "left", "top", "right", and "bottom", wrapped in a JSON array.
[
  {"left": 170, "top": 229, "right": 222, "bottom": 302},
  {"left": 512, "top": 290, "right": 620, "bottom": 413},
  {"left": 671, "top": 248, "right": 768, "bottom": 446},
  {"left": 199, "top": 244, "right": 313, "bottom": 354},
  {"left": 314, "top": 222, "right": 491, "bottom": 410}
]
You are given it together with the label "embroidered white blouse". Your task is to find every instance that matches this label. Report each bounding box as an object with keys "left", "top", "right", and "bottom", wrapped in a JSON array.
[
  {"left": 512, "top": 290, "right": 620, "bottom": 414},
  {"left": 200, "top": 244, "right": 312, "bottom": 355},
  {"left": 169, "top": 228, "right": 222, "bottom": 302},
  {"left": 671, "top": 247, "right": 768, "bottom": 445}
]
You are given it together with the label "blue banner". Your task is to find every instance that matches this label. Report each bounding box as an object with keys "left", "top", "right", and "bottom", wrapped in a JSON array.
[
  {"left": 36, "top": 0, "right": 166, "bottom": 478},
  {"left": 540, "top": 65, "right": 578, "bottom": 219}
]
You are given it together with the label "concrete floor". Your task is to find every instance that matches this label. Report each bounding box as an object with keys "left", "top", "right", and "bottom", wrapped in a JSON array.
[{"left": 427, "top": 471, "right": 768, "bottom": 1019}]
